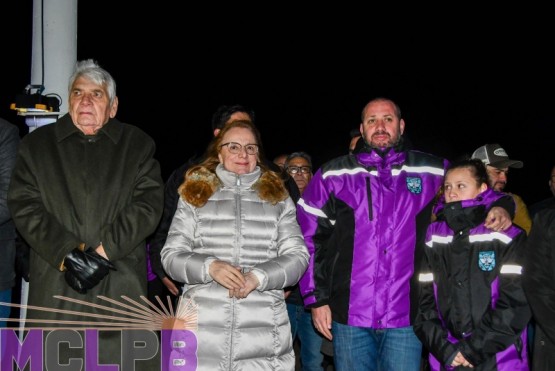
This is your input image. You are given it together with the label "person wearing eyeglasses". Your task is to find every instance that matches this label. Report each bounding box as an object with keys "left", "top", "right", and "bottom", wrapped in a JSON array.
[
  {"left": 147, "top": 105, "right": 255, "bottom": 307},
  {"left": 286, "top": 152, "right": 313, "bottom": 195},
  {"left": 161, "top": 120, "right": 309, "bottom": 371},
  {"left": 283, "top": 152, "right": 328, "bottom": 370},
  {"left": 148, "top": 105, "right": 300, "bottom": 312}
]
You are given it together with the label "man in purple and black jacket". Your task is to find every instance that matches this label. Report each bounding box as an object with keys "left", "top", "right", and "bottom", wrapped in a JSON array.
[{"left": 296, "top": 97, "right": 514, "bottom": 371}]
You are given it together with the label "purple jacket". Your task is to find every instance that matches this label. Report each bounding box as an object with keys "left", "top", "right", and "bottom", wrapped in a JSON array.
[{"left": 297, "top": 147, "right": 447, "bottom": 328}]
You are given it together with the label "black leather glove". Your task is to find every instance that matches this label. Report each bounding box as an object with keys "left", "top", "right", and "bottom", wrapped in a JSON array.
[
  {"left": 64, "top": 270, "right": 88, "bottom": 294},
  {"left": 64, "top": 247, "right": 117, "bottom": 294}
]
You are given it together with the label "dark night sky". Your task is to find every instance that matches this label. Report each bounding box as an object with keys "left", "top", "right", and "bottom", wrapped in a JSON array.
[{"left": 3, "top": 2, "right": 554, "bottom": 206}]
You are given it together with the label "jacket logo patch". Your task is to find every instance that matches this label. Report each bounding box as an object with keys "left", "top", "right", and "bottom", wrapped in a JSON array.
[
  {"left": 478, "top": 251, "right": 495, "bottom": 271},
  {"left": 406, "top": 177, "right": 422, "bottom": 194}
]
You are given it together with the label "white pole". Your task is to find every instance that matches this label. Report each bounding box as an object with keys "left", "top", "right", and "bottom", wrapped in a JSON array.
[{"left": 31, "top": 0, "right": 77, "bottom": 115}]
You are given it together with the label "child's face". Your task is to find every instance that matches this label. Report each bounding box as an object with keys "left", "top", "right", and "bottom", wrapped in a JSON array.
[{"left": 444, "top": 167, "right": 487, "bottom": 203}]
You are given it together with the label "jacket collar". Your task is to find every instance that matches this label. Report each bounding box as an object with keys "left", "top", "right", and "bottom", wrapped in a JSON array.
[
  {"left": 55, "top": 113, "right": 122, "bottom": 144},
  {"left": 442, "top": 201, "right": 486, "bottom": 232},
  {"left": 356, "top": 145, "right": 406, "bottom": 167},
  {"left": 436, "top": 188, "right": 503, "bottom": 232},
  {"left": 355, "top": 136, "right": 408, "bottom": 167},
  {"left": 216, "top": 164, "right": 261, "bottom": 188}
]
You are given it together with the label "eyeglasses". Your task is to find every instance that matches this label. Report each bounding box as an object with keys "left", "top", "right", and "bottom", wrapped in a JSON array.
[
  {"left": 286, "top": 166, "right": 312, "bottom": 175},
  {"left": 220, "top": 142, "right": 259, "bottom": 155}
]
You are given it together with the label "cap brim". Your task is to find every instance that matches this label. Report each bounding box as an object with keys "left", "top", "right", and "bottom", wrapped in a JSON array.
[{"left": 490, "top": 160, "right": 523, "bottom": 169}]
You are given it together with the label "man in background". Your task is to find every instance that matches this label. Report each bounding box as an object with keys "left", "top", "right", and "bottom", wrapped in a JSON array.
[
  {"left": 471, "top": 143, "right": 532, "bottom": 234},
  {"left": 284, "top": 151, "right": 326, "bottom": 370}
]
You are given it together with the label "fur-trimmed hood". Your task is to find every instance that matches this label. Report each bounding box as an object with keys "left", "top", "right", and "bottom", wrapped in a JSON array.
[{"left": 179, "top": 164, "right": 288, "bottom": 207}]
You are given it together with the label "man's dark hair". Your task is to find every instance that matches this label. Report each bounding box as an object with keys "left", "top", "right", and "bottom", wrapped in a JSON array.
[
  {"left": 211, "top": 104, "right": 256, "bottom": 131},
  {"left": 286, "top": 151, "right": 313, "bottom": 168}
]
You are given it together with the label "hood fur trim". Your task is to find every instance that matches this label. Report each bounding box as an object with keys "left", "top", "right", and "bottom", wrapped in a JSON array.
[
  {"left": 179, "top": 167, "right": 288, "bottom": 207},
  {"left": 179, "top": 167, "right": 221, "bottom": 208},
  {"left": 253, "top": 172, "right": 289, "bottom": 205}
]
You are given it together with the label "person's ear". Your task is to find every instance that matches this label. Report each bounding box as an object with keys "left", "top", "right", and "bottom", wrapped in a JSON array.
[{"left": 109, "top": 96, "right": 118, "bottom": 118}]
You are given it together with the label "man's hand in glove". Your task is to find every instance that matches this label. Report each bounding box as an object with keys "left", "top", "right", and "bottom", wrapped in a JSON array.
[{"left": 64, "top": 246, "right": 116, "bottom": 294}]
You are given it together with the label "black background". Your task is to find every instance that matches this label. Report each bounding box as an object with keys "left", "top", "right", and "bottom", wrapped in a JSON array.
[{"left": 3, "top": 2, "right": 554, "bottom": 206}]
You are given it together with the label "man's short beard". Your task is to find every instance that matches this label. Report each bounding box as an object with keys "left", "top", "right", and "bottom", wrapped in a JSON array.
[
  {"left": 368, "top": 136, "right": 401, "bottom": 149},
  {"left": 493, "top": 182, "right": 506, "bottom": 191}
]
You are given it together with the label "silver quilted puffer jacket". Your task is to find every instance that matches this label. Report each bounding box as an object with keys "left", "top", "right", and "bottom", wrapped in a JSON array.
[{"left": 162, "top": 164, "right": 309, "bottom": 371}]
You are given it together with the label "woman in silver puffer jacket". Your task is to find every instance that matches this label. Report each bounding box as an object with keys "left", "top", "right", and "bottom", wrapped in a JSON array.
[{"left": 161, "top": 120, "right": 309, "bottom": 371}]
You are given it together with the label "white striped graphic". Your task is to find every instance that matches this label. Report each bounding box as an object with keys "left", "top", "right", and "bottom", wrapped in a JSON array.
[
  {"left": 298, "top": 198, "right": 328, "bottom": 218},
  {"left": 322, "top": 164, "right": 444, "bottom": 179},
  {"left": 469, "top": 232, "right": 512, "bottom": 244},
  {"left": 500, "top": 264, "right": 522, "bottom": 274},
  {"left": 426, "top": 235, "right": 453, "bottom": 247}
]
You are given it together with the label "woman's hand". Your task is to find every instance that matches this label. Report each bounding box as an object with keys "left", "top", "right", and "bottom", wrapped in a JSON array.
[
  {"left": 233, "top": 272, "right": 259, "bottom": 299},
  {"left": 209, "top": 260, "right": 245, "bottom": 290}
]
